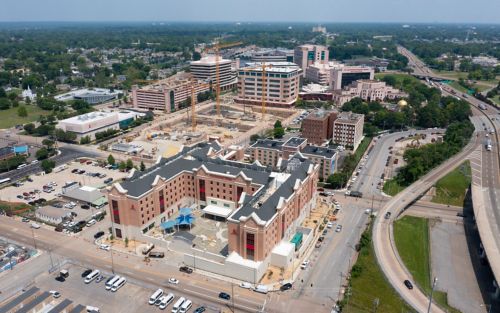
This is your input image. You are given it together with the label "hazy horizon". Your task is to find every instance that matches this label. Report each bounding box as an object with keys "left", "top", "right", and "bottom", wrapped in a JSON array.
[{"left": 1, "top": 0, "right": 499, "bottom": 24}]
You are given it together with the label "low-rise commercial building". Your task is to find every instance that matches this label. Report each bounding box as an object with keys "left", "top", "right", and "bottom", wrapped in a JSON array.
[
  {"left": 332, "top": 80, "right": 408, "bottom": 106},
  {"left": 333, "top": 112, "right": 364, "bottom": 150},
  {"left": 250, "top": 49, "right": 294, "bottom": 63},
  {"left": 235, "top": 62, "right": 301, "bottom": 108},
  {"left": 56, "top": 110, "right": 143, "bottom": 140},
  {"left": 301, "top": 110, "right": 338, "bottom": 145},
  {"left": 132, "top": 72, "right": 210, "bottom": 112},
  {"left": 54, "top": 88, "right": 122, "bottom": 104},
  {"left": 330, "top": 65, "right": 375, "bottom": 90},
  {"left": 247, "top": 137, "right": 337, "bottom": 179}
]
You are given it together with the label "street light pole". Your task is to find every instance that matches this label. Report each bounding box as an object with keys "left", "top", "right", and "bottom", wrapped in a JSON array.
[{"left": 427, "top": 277, "right": 438, "bottom": 313}]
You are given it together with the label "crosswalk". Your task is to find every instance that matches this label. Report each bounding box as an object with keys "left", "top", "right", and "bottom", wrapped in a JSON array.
[{"left": 468, "top": 147, "right": 482, "bottom": 187}]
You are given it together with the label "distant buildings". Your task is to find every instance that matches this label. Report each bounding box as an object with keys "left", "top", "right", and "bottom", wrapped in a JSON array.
[
  {"left": 21, "top": 86, "right": 36, "bottom": 101},
  {"left": 247, "top": 137, "right": 337, "bottom": 179},
  {"left": 54, "top": 88, "right": 122, "bottom": 104},
  {"left": 190, "top": 55, "right": 237, "bottom": 90},
  {"left": 56, "top": 111, "right": 143, "bottom": 140},
  {"left": 235, "top": 62, "right": 301, "bottom": 108},
  {"left": 250, "top": 49, "right": 294, "bottom": 63},
  {"left": 301, "top": 110, "right": 338, "bottom": 145},
  {"left": 132, "top": 72, "right": 210, "bottom": 112},
  {"left": 472, "top": 56, "right": 499, "bottom": 68},
  {"left": 294, "top": 45, "right": 329, "bottom": 75},
  {"left": 332, "top": 80, "right": 408, "bottom": 106},
  {"left": 312, "top": 26, "right": 327, "bottom": 34},
  {"left": 333, "top": 112, "right": 364, "bottom": 150}
]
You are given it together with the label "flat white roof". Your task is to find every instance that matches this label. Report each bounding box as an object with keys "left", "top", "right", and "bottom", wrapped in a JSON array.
[
  {"left": 59, "top": 112, "right": 117, "bottom": 125},
  {"left": 202, "top": 205, "right": 232, "bottom": 218},
  {"left": 271, "top": 241, "right": 295, "bottom": 256}
]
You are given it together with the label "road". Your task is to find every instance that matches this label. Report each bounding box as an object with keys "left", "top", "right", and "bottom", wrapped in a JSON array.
[
  {"left": 371, "top": 46, "right": 499, "bottom": 313},
  {"left": 0, "top": 215, "right": 332, "bottom": 313},
  {"left": 0, "top": 146, "right": 99, "bottom": 183}
]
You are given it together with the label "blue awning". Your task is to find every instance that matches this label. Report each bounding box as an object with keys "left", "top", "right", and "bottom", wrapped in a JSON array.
[
  {"left": 160, "top": 220, "right": 176, "bottom": 229},
  {"left": 179, "top": 208, "right": 192, "bottom": 216},
  {"left": 176, "top": 215, "right": 195, "bottom": 225}
]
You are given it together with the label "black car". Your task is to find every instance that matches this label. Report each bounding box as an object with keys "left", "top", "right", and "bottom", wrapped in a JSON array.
[
  {"left": 179, "top": 266, "right": 193, "bottom": 274},
  {"left": 456, "top": 212, "right": 466, "bottom": 218},
  {"left": 55, "top": 275, "right": 65, "bottom": 282},
  {"left": 71, "top": 169, "right": 79, "bottom": 173},
  {"left": 194, "top": 307, "right": 206, "bottom": 313},
  {"left": 404, "top": 280, "right": 413, "bottom": 290},
  {"left": 81, "top": 269, "right": 92, "bottom": 278},
  {"left": 280, "top": 283, "right": 293, "bottom": 291},
  {"left": 218, "top": 292, "right": 231, "bottom": 300},
  {"left": 104, "top": 178, "right": 113, "bottom": 184},
  {"left": 81, "top": 204, "right": 90, "bottom": 210},
  {"left": 94, "top": 231, "right": 105, "bottom": 239},
  {"left": 384, "top": 212, "right": 392, "bottom": 219}
]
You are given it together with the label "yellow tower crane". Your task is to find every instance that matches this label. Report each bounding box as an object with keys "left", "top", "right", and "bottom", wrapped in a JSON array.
[
  {"left": 203, "top": 41, "right": 243, "bottom": 117},
  {"left": 241, "top": 62, "right": 272, "bottom": 120}
]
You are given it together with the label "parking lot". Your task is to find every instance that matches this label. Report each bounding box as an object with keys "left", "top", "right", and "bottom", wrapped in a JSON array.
[
  {"left": 0, "top": 159, "right": 128, "bottom": 204},
  {"left": 34, "top": 263, "right": 221, "bottom": 313}
]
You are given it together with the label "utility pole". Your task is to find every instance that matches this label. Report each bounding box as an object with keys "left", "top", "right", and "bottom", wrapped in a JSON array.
[
  {"left": 31, "top": 227, "right": 37, "bottom": 249},
  {"left": 110, "top": 247, "right": 115, "bottom": 274},
  {"left": 427, "top": 277, "right": 438, "bottom": 313},
  {"left": 231, "top": 281, "right": 235, "bottom": 313}
]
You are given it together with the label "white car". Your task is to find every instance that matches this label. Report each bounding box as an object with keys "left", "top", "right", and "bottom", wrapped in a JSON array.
[
  {"left": 336, "top": 225, "right": 343, "bottom": 232},
  {"left": 326, "top": 222, "right": 334, "bottom": 229},
  {"left": 99, "top": 244, "right": 110, "bottom": 251},
  {"left": 30, "top": 223, "right": 41, "bottom": 229},
  {"left": 239, "top": 282, "right": 253, "bottom": 289},
  {"left": 300, "top": 260, "right": 310, "bottom": 270},
  {"left": 345, "top": 190, "right": 351, "bottom": 196},
  {"left": 168, "top": 278, "right": 179, "bottom": 285},
  {"left": 86, "top": 219, "right": 96, "bottom": 227}
]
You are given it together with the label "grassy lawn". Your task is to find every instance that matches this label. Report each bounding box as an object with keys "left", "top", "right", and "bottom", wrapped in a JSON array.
[
  {"left": 491, "top": 95, "right": 500, "bottom": 106},
  {"left": 448, "top": 81, "right": 469, "bottom": 93},
  {"left": 375, "top": 73, "right": 420, "bottom": 84},
  {"left": 354, "top": 137, "right": 371, "bottom": 160},
  {"left": 342, "top": 222, "right": 415, "bottom": 313},
  {"left": 434, "top": 70, "right": 468, "bottom": 80},
  {"left": 394, "top": 216, "right": 462, "bottom": 313},
  {"left": 432, "top": 161, "right": 471, "bottom": 206},
  {"left": 383, "top": 178, "right": 405, "bottom": 196},
  {"left": 0, "top": 105, "right": 51, "bottom": 129}
]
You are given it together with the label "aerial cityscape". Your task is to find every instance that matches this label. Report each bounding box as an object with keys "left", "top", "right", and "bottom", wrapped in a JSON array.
[{"left": 0, "top": 1, "right": 499, "bottom": 313}]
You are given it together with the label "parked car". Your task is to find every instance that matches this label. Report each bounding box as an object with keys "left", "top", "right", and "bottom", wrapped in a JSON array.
[
  {"left": 193, "top": 307, "right": 206, "bottom": 313},
  {"left": 99, "top": 244, "right": 110, "bottom": 251},
  {"left": 384, "top": 212, "right": 392, "bottom": 219},
  {"left": 55, "top": 275, "right": 65, "bottom": 282},
  {"left": 218, "top": 292, "right": 231, "bottom": 300},
  {"left": 49, "top": 290, "right": 61, "bottom": 298},
  {"left": 335, "top": 225, "right": 343, "bottom": 232},
  {"left": 179, "top": 266, "right": 193, "bottom": 274},
  {"left": 280, "top": 283, "right": 292, "bottom": 291},
  {"left": 239, "top": 282, "right": 252, "bottom": 289},
  {"left": 81, "top": 269, "right": 92, "bottom": 278},
  {"left": 404, "top": 280, "right": 413, "bottom": 290},
  {"left": 94, "top": 231, "right": 105, "bottom": 239},
  {"left": 95, "top": 275, "right": 105, "bottom": 283},
  {"left": 149, "top": 251, "right": 165, "bottom": 258}
]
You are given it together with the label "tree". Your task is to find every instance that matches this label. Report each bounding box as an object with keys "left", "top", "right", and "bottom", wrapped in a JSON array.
[
  {"left": 35, "top": 148, "right": 49, "bottom": 160},
  {"left": 17, "top": 106, "right": 28, "bottom": 117},
  {"left": 41, "top": 159, "right": 56, "bottom": 173},
  {"left": 118, "top": 161, "right": 127, "bottom": 171},
  {"left": 126, "top": 159, "right": 134, "bottom": 170},
  {"left": 273, "top": 120, "right": 285, "bottom": 138},
  {"left": 326, "top": 173, "right": 348, "bottom": 189},
  {"left": 140, "top": 161, "right": 146, "bottom": 171},
  {"left": 0, "top": 98, "right": 10, "bottom": 110},
  {"left": 42, "top": 139, "right": 55, "bottom": 149},
  {"left": 250, "top": 134, "right": 261, "bottom": 143},
  {"left": 80, "top": 136, "right": 91, "bottom": 144},
  {"left": 24, "top": 123, "right": 35, "bottom": 134},
  {"left": 107, "top": 154, "right": 116, "bottom": 166}
]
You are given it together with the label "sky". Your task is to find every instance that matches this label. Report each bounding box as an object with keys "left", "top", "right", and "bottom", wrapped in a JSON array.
[{"left": 1, "top": 0, "right": 499, "bottom": 24}]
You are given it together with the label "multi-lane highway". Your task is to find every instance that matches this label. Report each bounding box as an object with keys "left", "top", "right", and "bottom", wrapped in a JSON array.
[{"left": 372, "top": 46, "right": 500, "bottom": 313}]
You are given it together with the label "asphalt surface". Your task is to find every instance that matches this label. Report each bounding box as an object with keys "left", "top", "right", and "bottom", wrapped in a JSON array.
[{"left": 0, "top": 145, "right": 99, "bottom": 183}]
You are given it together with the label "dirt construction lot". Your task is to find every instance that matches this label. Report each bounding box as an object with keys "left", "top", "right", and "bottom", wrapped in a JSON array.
[{"left": 0, "top": 160, "right": 128, "bottom": 203}]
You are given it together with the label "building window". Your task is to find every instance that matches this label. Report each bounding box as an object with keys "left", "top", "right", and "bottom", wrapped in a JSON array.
[
  {"left": 115, "top": 228, "right": 122, "bottom": 238},
  {"left": 111, "top": 200, "right": 120, "bottom": 224},
  {"left": 246, "top": 233, "right": 255, "bottom": 260}
]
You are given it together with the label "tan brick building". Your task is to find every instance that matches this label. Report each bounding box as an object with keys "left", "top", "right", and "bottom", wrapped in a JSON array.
[{"left": 333, "top": 112, "right": 365, "bottom": 151}]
